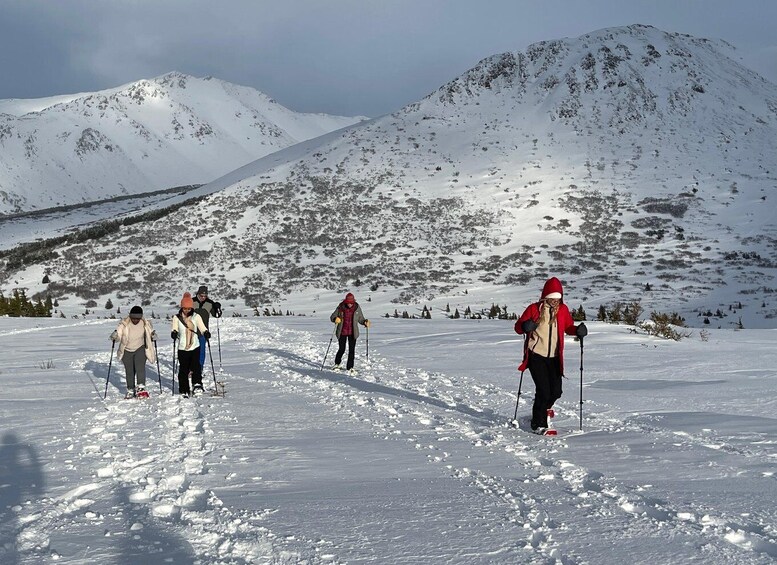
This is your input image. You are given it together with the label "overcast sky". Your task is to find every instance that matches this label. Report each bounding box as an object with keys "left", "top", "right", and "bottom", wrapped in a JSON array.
[{"left": 1, "top": 0, "right": 776, "bottom": 117}]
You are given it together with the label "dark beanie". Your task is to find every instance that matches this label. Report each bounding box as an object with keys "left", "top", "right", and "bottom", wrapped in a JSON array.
[
  {"left": 129, "top": 305, "right": 143, "bottom": 318},
  {"left": 197, "top": 285, "right": 208, "bottom": 295}
]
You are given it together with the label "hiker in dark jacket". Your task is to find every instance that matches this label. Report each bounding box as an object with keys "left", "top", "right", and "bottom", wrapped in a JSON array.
[
  {"left": 192, "top": 285, "right": 222, "bottom": 369},
  {"left": 330, "top": 292, "right": 370, "bottom": 374}
]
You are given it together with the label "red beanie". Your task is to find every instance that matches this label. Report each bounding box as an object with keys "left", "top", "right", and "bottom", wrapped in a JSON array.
[
  {"left": 345, "top": 293, "right": 355, "bottom": 304},
  {"left": 541, "top": 277, "right": 563, "bottom": 299}
]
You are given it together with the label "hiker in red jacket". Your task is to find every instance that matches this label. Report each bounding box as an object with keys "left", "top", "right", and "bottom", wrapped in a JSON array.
[
  {"left": 330, "top": 292, "right": 370, "bottom": 374},
  {"left": 515, "top": 277, "right": 587, "bottom": 434}
]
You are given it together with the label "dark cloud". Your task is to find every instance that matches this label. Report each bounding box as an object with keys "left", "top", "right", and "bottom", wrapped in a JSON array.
[{"left": 1, "top": 0, "right": 775, "bottom": 116}]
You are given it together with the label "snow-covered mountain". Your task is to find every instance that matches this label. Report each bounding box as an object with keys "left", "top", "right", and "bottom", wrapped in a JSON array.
[
  {"left": 0, "top": 72, "right": 365, "bottom": 214},
  {"left": 3, "top": 25, "right": 777, "bottom": 327}
]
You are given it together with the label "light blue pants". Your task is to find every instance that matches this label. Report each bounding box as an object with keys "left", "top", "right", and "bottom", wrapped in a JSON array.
[{"left": 199, "top": 335, "right": 207, "bottom": 368}]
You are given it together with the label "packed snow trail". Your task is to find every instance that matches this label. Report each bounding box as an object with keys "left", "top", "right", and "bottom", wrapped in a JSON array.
[
  {"left": 2, "top": 317, "right": 776, "bottom": 563},
  {"left": 216, "top": 318, "right": 777, "bottom": 564},
  {"left": 3, "top": 320, "right": 337, "bottom": 564}
]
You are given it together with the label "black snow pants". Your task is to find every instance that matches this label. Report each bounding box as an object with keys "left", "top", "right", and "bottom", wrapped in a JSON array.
[
  {"left": 177, "top": 348, "right": 202, "bottom": 395},
  {"left": 334, "top": 334, "right": 357, "bottom": 370},
  {"left": 528, "top": 352, "right": 563, "bottom": 430}
]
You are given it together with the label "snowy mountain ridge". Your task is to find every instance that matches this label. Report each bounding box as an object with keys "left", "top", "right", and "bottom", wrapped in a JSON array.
[
  {"left": 3, "top": 25, "right": 777, "bottom": 327},
  {"left": 0, "top": 72, "right": 365, "bottom": 214}
]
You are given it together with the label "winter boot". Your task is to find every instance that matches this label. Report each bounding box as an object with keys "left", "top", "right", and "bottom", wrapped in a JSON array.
[
  {"left": 193, "top": 385, "right": 204, "bottom": 398},
  {"left": 124, "top": 389, "right": 136, "bottom": 400}
]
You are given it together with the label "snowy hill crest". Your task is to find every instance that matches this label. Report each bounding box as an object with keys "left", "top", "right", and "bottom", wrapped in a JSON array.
[
  {"left": 423, "top": 25, "right": 777, "bottom": 130},
  {"left": 0, "top": 72, "right": 364, "bottom": 214}
]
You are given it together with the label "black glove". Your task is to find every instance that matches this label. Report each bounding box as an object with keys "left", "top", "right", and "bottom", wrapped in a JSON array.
[
  {"left": 213, "top": 302, "right": 222, "bottom": 318},
  {"left": 576, "top": 323, "right": 588, "bottom": 338},
  {"left": 204, "top": 330, "right": 211, "bottom": 340},
  {"left": 522, "top": 319, "right": 538, "bottom": 333},
  {"left": 171, "top": 330, "right": 179, "bottom": 340}
]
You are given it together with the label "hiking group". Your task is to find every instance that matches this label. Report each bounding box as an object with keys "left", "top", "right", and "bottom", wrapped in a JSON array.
[
  {"left": 109, "top": 285, "right": 222, "bottom": 398},
  {"left": 107, "top": 278, "right": 588, "bottom": 434}
]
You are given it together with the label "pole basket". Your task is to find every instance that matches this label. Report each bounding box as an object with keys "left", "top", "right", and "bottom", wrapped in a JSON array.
[{"left": 211, "top": 380, "right": 227, "bottom": 397}]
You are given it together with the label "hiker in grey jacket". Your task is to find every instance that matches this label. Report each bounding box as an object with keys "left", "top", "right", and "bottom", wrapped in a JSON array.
[{"left": 330, "top": 292, "right": 370, "bottom": 374}]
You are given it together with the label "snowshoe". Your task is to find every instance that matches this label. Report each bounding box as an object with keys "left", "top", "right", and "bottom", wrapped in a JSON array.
[
  {"left": 124, "top": 389, "right": 136, "bottom": 400},
  {"left": 192, "top": 385, "right": 204, "bottom": 398},
  {"left": 547, "top": 408, "right": 555, "bottom": 419},
  {"left": 533, "top": 427, "right": 558, "bottom": 436},
  {"left": 136, "top": 389, "right": 149, "bottom": 399}
]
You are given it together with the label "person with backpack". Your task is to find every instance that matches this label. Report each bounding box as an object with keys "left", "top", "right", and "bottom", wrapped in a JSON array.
[
  {"left": 171, "top": 292, "right": 209, "bottom": 397},
  {"left": 330, "top": 292, "right": 370, "bottom": 374},
  {"left": 192, "top": 285, "right": 222, "bottom": 369},
  {"left": 110, "top": 305, "right": 157, "bottom": 399},
  {"left": 515, "top": 277, "right": 587, "bottom": 435}
]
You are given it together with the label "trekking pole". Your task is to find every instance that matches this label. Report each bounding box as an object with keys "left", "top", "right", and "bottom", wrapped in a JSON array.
[
  {"left": 511, "top": 370, "right": 525, "bottom": 426},
  {"left": 579, "top": 336, "right": 584, "bottom": 431},
  {"left": 216, "top": 317, "right": 223, "bottom": 372},
  {"left": 103, "top": 341, "right": 116, "bottom": 399},
  {"left": 207, "top": 337, "right": 217, "bottom": 391},
  {"left": 153, "top": 341, "right": 162, "bottom": 394},
  {"left": 366, "top": 325, "right": 369, "bottom": 360},
  {"left": 321, "top": 325, "right": 336, "bottom": 370},
  {"left": 171, "top": 338, "right": 177, "bottom": 395},
  {"left": 510, "top": 335, "right": 528, "bottom": 426}
]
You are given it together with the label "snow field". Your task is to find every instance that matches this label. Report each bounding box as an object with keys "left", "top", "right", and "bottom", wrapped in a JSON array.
[{"left": 1, "top": 317, "right": 776, "bottom": 563}]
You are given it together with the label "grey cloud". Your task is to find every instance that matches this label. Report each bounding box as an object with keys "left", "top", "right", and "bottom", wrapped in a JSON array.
[{"left": 1, "top": 0, "right": 776, "bottom": 116}]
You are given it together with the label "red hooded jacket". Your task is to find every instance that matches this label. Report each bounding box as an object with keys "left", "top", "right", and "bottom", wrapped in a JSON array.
[{"left": 514, "top": 277, "right": 579, "bottom": 374}]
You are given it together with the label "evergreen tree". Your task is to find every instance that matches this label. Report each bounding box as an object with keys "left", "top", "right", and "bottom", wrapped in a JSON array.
[
  {"left": 607, "top": 302, "right": 623, "bottom": 323},
  {"left": 572, "top": 305, "right": 587, "bottom": 321},
  {"left": 1, "top": 289, "right": 53, "bottom": 317}
]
